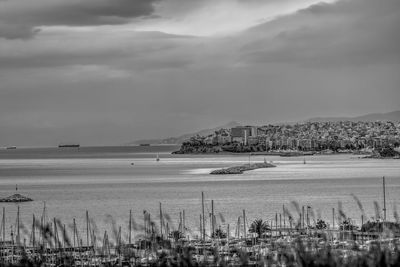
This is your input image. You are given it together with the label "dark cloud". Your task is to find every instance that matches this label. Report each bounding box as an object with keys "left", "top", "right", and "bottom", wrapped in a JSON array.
[
  {"left": 238, "top": 0, "right": 400, "bottom": 67},
  {"left": 0, "top": 23, "right": 40, "bottom": 40},
  {"left": 0, "top": 31, "right": 195, "bottom": 70},
  {"left": 0, "top": 0, "right": 159, "bottom": 39}
]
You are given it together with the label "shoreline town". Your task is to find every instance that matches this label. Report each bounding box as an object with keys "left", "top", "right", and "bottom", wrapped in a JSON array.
[{"left": 173, "top": 121, "right": 400, "bottom": 159}]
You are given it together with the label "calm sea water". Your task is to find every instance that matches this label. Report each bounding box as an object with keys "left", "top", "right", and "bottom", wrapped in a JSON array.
[{"left": 0, "top": 145, "right": 399, "bottom": 243}]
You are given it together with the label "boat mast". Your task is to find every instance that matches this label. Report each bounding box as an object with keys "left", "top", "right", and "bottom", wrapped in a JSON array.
[
  {"left": 17, "top": 206, "right": 20, "bottom": 245},
  {"left": 201, "top": 192, "right": 205, "bottom": 241},
  {"left": 180, "top": 211, "right": 183, "bottom": 234},
  {"left": 63, "top": 224, "right": 66, "bottom": 250},
  {"left": 2, "top": 207, "right": 5, "bottom": 242},
  {"left": 211, "top": 200, "right": 214, "bottom": 238},
  {"left": 129, "top": 209, "right": 132, "bottom": 244},
  {"left": 236, "top": 216, "right": 240, "bottom": 238},
  {"left": 227, "top": 224, "right": 230, "bottom": 246},
  {"left": 199, "top": 215, "right": 202, "bottom": 240},
  {"left": 86, "top": 210, "right": 89, "bottom": 247},
  {"left": 32, "top": 214, "right": 35, "bottom": 247},
  {"left": 159, "top": 203, "right": 163, "bottom": 238},
  {"left": 53, "top": 218, "right": 58, "bottom": 249},
  {"left": 383, "top": 176, "right": 386, "bottom": 221},
  {"left": 243, "top": 209, "right": 246, "bottom": 240},
  {"left": 41, "top": 202, "right": 47, "bottom": 248},
  {"left": 73, "top": 218, "right": 76, "bottom": 247},
  {"left": 183, "top": 210, "right": 185, "bottom": 236},
  {"left": 283, "top": 205, "right": 286, "bottom": 230},
  {"left": 143, "top": 211, "right": 147, "bottom": 239}
]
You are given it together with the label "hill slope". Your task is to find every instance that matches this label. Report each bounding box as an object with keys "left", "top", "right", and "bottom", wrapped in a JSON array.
[
  {"left": 306, "top": 110, "right": 400, "bottom": 123},
  {"left": 130, "top": 121, "right": 241, "bottom": 145}
]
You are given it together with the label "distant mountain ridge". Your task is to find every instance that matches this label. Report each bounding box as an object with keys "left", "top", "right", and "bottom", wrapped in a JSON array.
[
  {"left": 306, "top": 110, "right": 400, "bottom": 123},
  {"left": 130, "top": 121, "right": 241, "bottom": 145}
]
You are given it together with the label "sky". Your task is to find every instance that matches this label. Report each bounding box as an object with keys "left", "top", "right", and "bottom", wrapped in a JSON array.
[{"left": 0, "top": 0, "right": 399, "bottom": 146}]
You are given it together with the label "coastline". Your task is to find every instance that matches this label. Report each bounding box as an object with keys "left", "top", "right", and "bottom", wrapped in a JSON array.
[
  {"left": 172, "top": 150, "right": 355, "bottom": 156},
  {"left": 172, "top": 148, "right": 400, "bottom": 159}
]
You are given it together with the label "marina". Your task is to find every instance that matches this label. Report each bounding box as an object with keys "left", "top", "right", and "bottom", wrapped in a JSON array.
[{"left": 1, "top": 189, "right": 400, "bottom": 266}]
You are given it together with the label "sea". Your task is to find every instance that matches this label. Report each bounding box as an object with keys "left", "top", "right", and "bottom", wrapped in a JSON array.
[{"left": 0, "top": 145, "right": 399, "bottom": 243}]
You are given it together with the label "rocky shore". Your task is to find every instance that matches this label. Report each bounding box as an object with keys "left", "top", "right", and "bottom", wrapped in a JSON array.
[
  {"left": 0, "top": 193, "right": 33, "bottom": 202},
  {"left": 361, "top": 147, "right": 400, "bottom": 159},
  {"left": 210, "top": 162, "right": 276, "bottom": 175},
  {"left": 172, "top": 145, "right": 223, "bottom": 154}
]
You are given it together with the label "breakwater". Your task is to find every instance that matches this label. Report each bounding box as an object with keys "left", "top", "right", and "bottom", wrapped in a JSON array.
[
  {"left": 0, "top": 193, "right": 33, "bottom": 202},
  {"left": 210, "top": 162, "right": 276, "bottom": 174}
]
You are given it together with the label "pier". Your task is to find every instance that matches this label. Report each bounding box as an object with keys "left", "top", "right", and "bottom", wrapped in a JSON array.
[{"left": 210, "top": 162, "right": 276, "bottom": 174}]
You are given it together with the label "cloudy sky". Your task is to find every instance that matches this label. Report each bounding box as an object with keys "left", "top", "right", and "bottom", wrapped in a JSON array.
[{"left": 0, "top": 0, "right": 399, "bottom": 146}]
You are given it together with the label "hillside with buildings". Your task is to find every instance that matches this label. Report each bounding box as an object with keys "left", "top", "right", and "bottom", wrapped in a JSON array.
[
  {"left": 173, "top": 121, "right": 400, "bottom": 156},
  {"left": 132, "top": 111, "right": 400, "bottom": 146}
]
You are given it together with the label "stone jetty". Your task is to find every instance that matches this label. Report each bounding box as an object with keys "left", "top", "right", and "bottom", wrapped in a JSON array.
[
  {"left": 210, "top": 162, "right": 276, "bottom": 175},
  {"left": 0, "top": 193, "right": 33, "bottom": 202}
]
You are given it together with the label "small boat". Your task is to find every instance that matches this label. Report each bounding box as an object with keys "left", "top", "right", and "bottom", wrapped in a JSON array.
[
  {"left": 156, "top": 153, "right": 160, "bottom": 162},
  {"left": 6, "top": 146, "right": 17, "bottom": 150},
  {"left": 131, "top": 162, "right": 135, "bottom": 166},
  {"left": 140, "top": 144, "right": 151, "bottom": 146},
  {"left": 303, "top": 158, "right": 306, "bottom": 164}
]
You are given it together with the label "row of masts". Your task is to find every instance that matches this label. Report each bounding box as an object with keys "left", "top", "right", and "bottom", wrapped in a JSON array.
[
  {"left": 0, "top": 204, "right": 99, "bottom": 249},
  {"left": 0, "top": 176, "right": 390, "bottom": 248},
  {"left": 0, "top": 200, "right": 244, "bottom": 249}
]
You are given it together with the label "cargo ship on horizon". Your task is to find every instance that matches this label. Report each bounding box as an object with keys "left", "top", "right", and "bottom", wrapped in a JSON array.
[{"left": 58, "top": 144, "right": 80, "bottom": 148}]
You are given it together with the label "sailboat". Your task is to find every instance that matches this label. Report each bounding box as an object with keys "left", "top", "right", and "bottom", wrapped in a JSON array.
[{"left": 156, "top": 153, "right": 160, "bottom": 162}]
